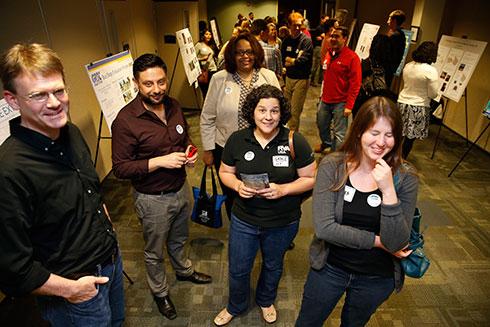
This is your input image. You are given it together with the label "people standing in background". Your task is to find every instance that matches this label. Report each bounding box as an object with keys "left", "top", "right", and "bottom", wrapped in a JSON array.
[
  {"left": 334, "top": 9, "right": 348, "bottom": 26},
  {"left": 0, "top": 43, "right": 124, "bottom": 327},
  {"left": 387, "top": 10, "right": 407, "bottom": 87},
  {"left": 235, "top": 13, "right": 245, "bottom": 27},
  {"left": 248, "top": 12, "right": 254, "bottom": 24},
  {"left": 267, "top": 22, "right": 282, "bottom": 51},
  {"left": 111, "top": 54, "right": 212, "bottom": 321},
  {"left": 278, "top": 25, "right": 290, "bottom": 41},
  {"left": 310, "top": 14, "right": 329, "bottom": 87},
  {"left": 200, "top": 33, "right": 280, "bottom": 219},
  {"left": 251, "top": 19, "right": 283, "bottom": 83},
  {"left": 315, "top": 26, "right": 361, "bottom": 154},
  {"left": 320, "top": 19, "right": 338, "bottom": 61},
  {"left": 195, "top": 29, "right": 217, "bottom": 100},
  {"left": 281, "top": 12, "right": 313, "bottom": 132},
  {"left": 397, "top": 42, "right": 439, "bottom": 158}
]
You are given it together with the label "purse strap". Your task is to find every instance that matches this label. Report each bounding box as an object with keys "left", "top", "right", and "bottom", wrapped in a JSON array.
[
  {"left": 199, "top": 166, "right": 218, "bottom": 197},
  {"left": 289, "top": 130, "right": 296, "bottom": 160}
]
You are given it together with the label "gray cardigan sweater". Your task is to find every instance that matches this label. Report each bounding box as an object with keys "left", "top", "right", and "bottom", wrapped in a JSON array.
[{"left": 309, "top": 153, "right": 418, "bottom": 292}]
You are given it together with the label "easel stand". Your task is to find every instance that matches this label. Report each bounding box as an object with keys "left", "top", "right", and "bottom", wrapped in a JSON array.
[
  {"left": 168, "top": 48, "right": 202, "bottom": 110},
  {"left": 448, "top": 117, "right": 490, "bottom": 177},
  {"left": 431, "top": 89, "right": 469, "bottom": 160}
]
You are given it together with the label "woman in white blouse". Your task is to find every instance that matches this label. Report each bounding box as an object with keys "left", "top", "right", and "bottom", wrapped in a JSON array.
[
  {"left": 195, "top": 29, "right": 217, "bottom": 100},
  {"left": 397, "top": 42, "right": 439, "bottom": 158}
]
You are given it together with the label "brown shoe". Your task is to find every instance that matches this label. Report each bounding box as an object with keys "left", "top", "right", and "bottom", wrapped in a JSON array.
[
  {"left": 314, "top": 144, "right": 326, "bottom": 153},
  {"left": 214, "top": 308, "right": 234, "bottom": 326},
  {"left": 260, "top": 304, "right": 277, "bottom": 324}
]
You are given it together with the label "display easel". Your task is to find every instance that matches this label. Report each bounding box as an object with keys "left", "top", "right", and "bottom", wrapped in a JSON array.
[
  {"left": 448, "top": 116, "right": 490, "bottom": 177},
  {"left": 167, "top": 48, "right": 201, "bottom": 110},
  {"left": 431, "top": 89, "right": 469, "bottom": 160}
]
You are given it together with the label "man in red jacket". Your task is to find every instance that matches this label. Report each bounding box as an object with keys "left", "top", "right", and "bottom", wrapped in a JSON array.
[{"left": 315, "top": 26, "right": 361, "bottom": 153}]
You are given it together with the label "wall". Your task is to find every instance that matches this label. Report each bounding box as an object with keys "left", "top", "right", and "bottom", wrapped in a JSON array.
[
  {"left": 207, "top": 0, "right": 277, "bottom": 41},
  {"left": 441, "top": 0, "right": 490, "bottom": 152},
  {"left": 154, "top": 1, "right": 201, "bottom": 109}
]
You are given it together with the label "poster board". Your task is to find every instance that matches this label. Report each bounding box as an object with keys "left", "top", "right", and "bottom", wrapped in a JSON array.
[
  {"left": 85, "top": 51, "right": 137, "bottom": 133},
  {"left": 433, "top": 35, "right": 487, "bottom": 102},
  {"left": 355, "top": 23, "right": 380, "bottom": 60},
  {"left": 0, "top": 99, "right": 20, "bottom": 145},
  {"left": 483, "top": 99, "right": 490, "bottom": 119},
  {"left": 394, "top": 29, "right": 414, "bottom": 76},
  {"left": 209, "top": 18, "right": 222, "bottom": 50},
  {"left": 176, "top": 28, "right": 201, "bottom": 86}
]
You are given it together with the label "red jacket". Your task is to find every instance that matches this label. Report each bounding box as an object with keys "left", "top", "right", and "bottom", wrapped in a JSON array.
[{"left": 321, "top": 46, "right": 361, "bottom": 110}]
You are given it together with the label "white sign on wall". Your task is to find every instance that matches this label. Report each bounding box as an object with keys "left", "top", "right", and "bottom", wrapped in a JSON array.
[
  {"left": 355, "top": 23, "right": 380, "bottom": 60},
  {"left": 176, "top": 28, "right": 201, "bottom": 86}
]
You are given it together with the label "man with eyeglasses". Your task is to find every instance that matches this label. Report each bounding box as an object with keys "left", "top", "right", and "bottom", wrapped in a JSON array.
[
  {"left": 111, "top": 53, "right": 211, "bottom": 320},
  {"left": 281, "top": 12, "right": 313, "bottom": 132},
  {"left": 0, "top": 43, "right": 124, "bottom": 326}
]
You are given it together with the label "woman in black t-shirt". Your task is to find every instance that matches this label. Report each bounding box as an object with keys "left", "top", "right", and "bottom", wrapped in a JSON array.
[
  {"left": 213, "top": 85, "right": 316, "bottom": 326},
  {"left": 296, "top": 96, "right": 419, "bottom": 327}
]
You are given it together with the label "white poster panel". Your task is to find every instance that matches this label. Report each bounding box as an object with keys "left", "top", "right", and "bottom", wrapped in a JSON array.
[
  {"left": 0, "top": 99, "right": 20, "bottom": 145},
  {"left": 434, "top": 35, "right": 487, "bottom": 102},
  {"left": 176, "top": 28, "right": 201, "bottom": 86},
  {"left": 85, "top": 51, "right": 137, "bottom": 133},
  {"left": 355, "top": 23, "right": 380, "bottom": 60},
  {"left": 210, "top": 19, "right": 222, "bottom": 50}
]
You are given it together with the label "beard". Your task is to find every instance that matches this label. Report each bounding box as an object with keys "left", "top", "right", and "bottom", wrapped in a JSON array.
[{"left": 140, "top": 91, "right": 167, "bottom": 106}]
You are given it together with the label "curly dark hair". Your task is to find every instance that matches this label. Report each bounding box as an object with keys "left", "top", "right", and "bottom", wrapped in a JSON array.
[
  {"left": 241, "top": 84, "right": 291, "bottom": 128},
  {"left": 412, "top": 41, "right": 438, "bottom": 64},
  {"left": 224, "top": 33, "right": 264, "bottom": 74},
  {"left": 133, "top": 53, "right": 166, "bottom": 80}
]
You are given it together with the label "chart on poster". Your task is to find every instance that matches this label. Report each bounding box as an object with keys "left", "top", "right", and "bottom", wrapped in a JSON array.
[
  {"left": 433, "top": 35, "right": 487, "bottom": 102},
  {"left": 86, "top": 50, "right": 137, "bottom": 133},
  {"left": 0, "top": 99, "right": 20, "bottom": 145},
  {"left": 355, "top": 23, "right": 380, "bottom": 60}
]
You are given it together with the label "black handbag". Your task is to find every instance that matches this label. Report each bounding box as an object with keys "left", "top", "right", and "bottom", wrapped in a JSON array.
[
  {"left": 190, "top": 166, "right": 226, "bottom": 228},
  {"left": 394, "top": 172, "right": 430, "bottom": 278}
]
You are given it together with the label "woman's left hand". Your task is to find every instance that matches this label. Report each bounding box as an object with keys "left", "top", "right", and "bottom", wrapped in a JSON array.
[
  {"left": 390, "top": 244, "right": 413, "bottom": 258},
  {"left": 256, "top": 183, "right": 285, "bottom": 200}
]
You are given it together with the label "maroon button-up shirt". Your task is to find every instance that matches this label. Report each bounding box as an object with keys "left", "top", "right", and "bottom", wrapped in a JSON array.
[{"left": 111, "top": 95, "right": 193, "bottom": 193}]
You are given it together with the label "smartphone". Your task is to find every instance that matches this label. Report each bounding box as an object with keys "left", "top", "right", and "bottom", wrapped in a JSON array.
[{"left": 188, "top": 145, "right": 197, "bottom": 158}]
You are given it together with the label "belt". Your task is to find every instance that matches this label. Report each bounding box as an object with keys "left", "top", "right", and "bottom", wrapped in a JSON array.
[
  {"left": 139, "top": 184, "right": 183, "bottom": 195},
  {"left": 66, "top": 247, "right": 118, "bottom": 280}
]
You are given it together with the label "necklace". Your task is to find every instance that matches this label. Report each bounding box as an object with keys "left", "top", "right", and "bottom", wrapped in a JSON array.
[{"left": 237, "top": 71, "right": 253, "bottom": 82}]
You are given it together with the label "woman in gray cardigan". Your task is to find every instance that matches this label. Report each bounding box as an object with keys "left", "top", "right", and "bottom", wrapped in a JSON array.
[{"left": 296, "top": 96, "right": 418, "bottom": 327}]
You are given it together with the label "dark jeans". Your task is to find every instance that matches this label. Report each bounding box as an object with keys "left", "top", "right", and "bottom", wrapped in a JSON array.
[
  {"left": 296, "top": 262, "right": 394, "bottom": 327},
  {"left": 227, "top": 215, "right": 299, "bottom": 315},
  {"left": 37, "top": 249, "right": 125, "bottom": 327},
  {"left": 212, "top": 144, "right": 236, "bottom": 220}
]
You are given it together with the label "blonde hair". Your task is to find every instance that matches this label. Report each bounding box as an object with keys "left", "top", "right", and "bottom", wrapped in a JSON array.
[{"left": 0, "top": 43, "right": 64, "bottom": 93}]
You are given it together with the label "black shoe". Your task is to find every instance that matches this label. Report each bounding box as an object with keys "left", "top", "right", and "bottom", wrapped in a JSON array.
[
  {"left": 288, "top": 241, "right": 295, "bottom": 250},
  {"left": 176, "top": 271, "right": 212, "bottom": 284},
  {"left": 153, "top": 295, "right": 177, "bottom": 320}
]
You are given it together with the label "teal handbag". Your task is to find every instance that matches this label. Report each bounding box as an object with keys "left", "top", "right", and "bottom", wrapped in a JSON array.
[{"left": 394, "top": 173, "right": 430, "bottom": 278}]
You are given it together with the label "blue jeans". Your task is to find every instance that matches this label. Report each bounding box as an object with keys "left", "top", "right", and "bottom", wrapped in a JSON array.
[
  {"left": 37, "top": 248, "right": 125, "bottom": 327},
  {"left": 227, "top": 215, "right": 299, "bottom": 315},
  {"left": 317, "top": 101, "right": 348, "bottom": 151},
  {"left": 295, "top": 262, "right": 394, "bottom": 327}
]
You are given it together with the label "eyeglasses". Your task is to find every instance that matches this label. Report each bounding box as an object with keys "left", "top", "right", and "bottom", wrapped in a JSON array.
[
  {"left": 19, "top": 87, "right": 69, "bottom": 103},
  {"left": 235, "top": 49, "right": 254, "bottom": 57}
]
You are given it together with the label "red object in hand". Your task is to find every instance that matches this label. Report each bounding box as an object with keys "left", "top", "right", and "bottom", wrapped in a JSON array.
[{"left": 188, "top": 146, "right": 197, "bottom": 158}]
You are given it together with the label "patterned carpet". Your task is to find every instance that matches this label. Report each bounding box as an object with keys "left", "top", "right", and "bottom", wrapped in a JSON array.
[{"left": 100, "top": 85, "right": 490, "bottom": 326}]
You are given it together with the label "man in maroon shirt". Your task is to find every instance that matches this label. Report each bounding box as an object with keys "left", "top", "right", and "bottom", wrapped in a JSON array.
[{"left": 111, "top": 54, "right": 212, "bottom": 320}]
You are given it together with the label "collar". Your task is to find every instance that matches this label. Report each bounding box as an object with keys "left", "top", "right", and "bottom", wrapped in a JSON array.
[
  {"left": 132, "top": 94, "right": 173, "bottom": 120},
  {"left": 243, "top": 125, "right": 288, "bottom": 146},
  {"left": 9, "top": 116, "right": 69, "bottom": 151}
]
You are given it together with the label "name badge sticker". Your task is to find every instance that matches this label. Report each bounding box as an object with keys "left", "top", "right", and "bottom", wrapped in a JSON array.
[
  {"left": 225, "top": 86, "right": 232, "bottom": 94},
  {"left": 344, "top": 185, "right": 355, "bottom": 202},
  {"left": 272, "top": 155, "right": 289, "bottom": 167},
  {"left": 367, "top": 194, "right": 382, "bottom": 207},
  {"left": 176, "top": 124, "right": 184, "bottom": 134},
  {"left": 244, "top": 151, "right": 255, "bottom": 161},
  {"left": 286, "top": 46, "right": 292, "bottom": 52}
]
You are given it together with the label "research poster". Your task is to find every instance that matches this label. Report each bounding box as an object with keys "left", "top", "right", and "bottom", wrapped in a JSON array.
[
  {"left": 355, "top": 23, "right": 380, "bottom": 60},
  {"left": 434, "top": 35, "right": 487, "bottom": 102},
  {"left": 176, "top": 28, "right": 201, "bottom": 86},
  {"left": 85, "top": 50, "right": 137, "bottom": 133},
  {"left": 394, "top": 29, "right": 414, "bottom": 76},
  {"left": 0, "top": 99, "right": 20, "bottom": 145},
  {"left": 484, "top": 100, "right": 490, "bottom": 119},
  {"left": 210, "top": 18, "right": 222, "bottom": 50}
]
